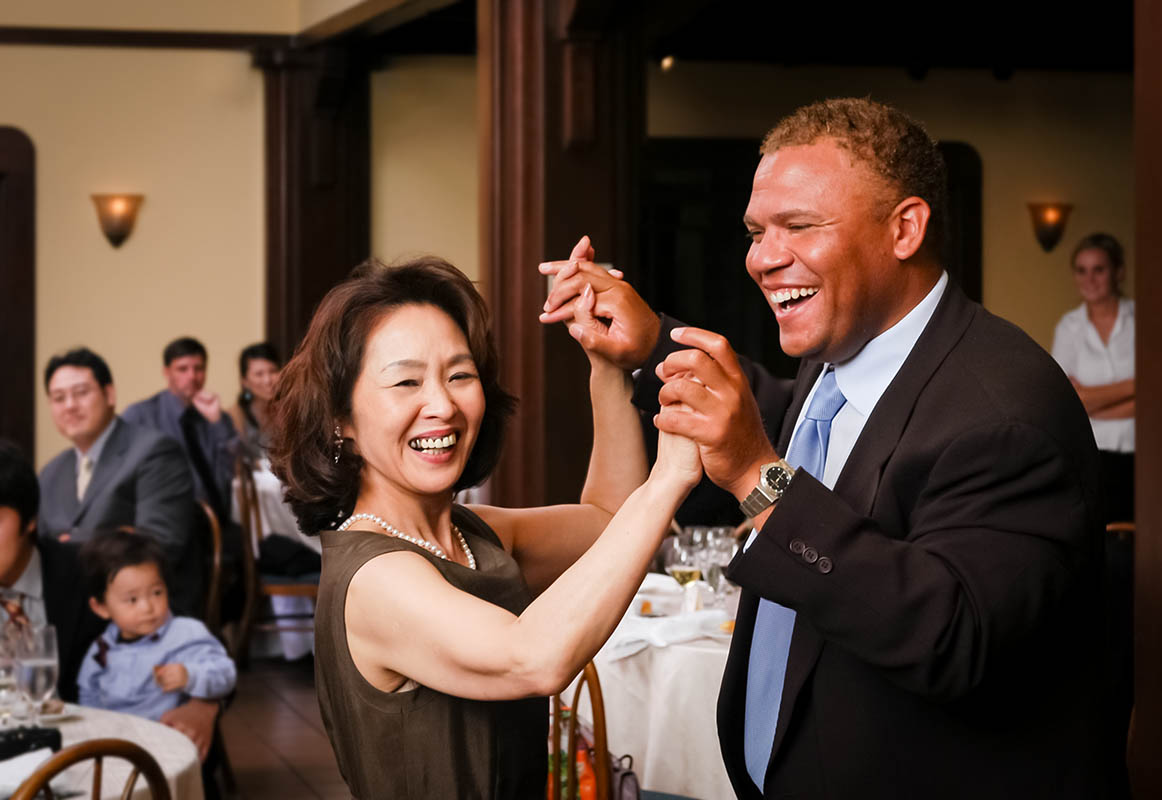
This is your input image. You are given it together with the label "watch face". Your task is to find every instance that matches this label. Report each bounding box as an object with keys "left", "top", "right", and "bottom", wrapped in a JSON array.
[{"left": 764, "top": 464, "right": 793, "bottom": 494}]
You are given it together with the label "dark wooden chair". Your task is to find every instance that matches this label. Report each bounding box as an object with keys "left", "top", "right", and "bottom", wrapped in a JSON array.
[
  {"left": 10, "top": 737, "right": 171, "bottom": 800},
  {"left": 196, "top": 500, "right": 223, "bottom": 641},
  {"left": 231, "top": 459, "right": 318, "bottom": 663},
  {"left": 549, "top": 661, "right": 610, "bottom": 800}
]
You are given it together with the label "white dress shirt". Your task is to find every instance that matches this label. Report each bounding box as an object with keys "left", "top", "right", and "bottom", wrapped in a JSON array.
[
  {"left": 745, "top": 272, "right": 947, "bottom": 549},
  {"left": 1051, "top": 298, "right": 1135, "bottom": 453},
  {"left": 74, "top": 416, "right": 119, "bottom": 481}
]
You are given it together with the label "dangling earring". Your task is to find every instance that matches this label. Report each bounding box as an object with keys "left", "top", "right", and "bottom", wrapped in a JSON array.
[{"left": 333, "top": 425, "right": 343, "bottom": 464}]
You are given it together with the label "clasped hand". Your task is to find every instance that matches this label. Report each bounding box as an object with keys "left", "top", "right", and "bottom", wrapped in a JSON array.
[{"left": 540, "top": 236, "right": 777, "bottom": 498}]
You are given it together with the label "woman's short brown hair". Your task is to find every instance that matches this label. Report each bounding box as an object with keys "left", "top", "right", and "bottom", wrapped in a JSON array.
[{"left": 267, "top": 256, "right": 516, "bottom": 533}]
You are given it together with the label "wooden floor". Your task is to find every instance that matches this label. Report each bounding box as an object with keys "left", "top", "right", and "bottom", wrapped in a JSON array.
[{"left": 219, "top": 657, "right": 348, "bottom": 799}]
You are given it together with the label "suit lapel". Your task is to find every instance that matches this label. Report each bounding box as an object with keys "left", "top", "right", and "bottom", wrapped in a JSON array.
[
  {"left": 73, "top": 419, "right": 127, "bottom": 525},
  {"left": 761, "top": 286, "right": 980, "bottom": 773}
]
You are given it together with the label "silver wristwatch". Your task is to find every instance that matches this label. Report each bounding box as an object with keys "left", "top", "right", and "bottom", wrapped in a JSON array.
[{"left": 739, "top": 459, "right": 796, "bottom": 518}]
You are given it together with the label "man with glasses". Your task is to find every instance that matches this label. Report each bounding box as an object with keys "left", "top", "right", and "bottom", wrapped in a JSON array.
[{"left": 37, "top": 347, "right": 201, "bottom": 616}]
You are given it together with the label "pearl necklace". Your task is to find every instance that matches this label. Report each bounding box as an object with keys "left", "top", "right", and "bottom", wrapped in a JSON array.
[{"left": 337, "top": 512, "right": 476, "bottom": 570}]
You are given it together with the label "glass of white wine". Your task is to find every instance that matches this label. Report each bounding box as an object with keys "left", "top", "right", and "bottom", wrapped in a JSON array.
[
  {"left": 664, "top": 541, "right": 702, "bottom": 587},
  {"left": 15, "top": 625, "right": 58, "bottom": 728}
]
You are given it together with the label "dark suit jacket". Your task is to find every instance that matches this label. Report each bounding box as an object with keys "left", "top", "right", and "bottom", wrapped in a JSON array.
[
  {"left": 38, "top": 537, "right": 104, "bottom": 703},
  {"left": 121, "top": 390, "right": 237, "bottom": 517},
  {"left": 637, "top": 286, "right": 1106, "bottom": 798},
  {"left": 37, "top": 417, "right": 203, "bottom": 616}
]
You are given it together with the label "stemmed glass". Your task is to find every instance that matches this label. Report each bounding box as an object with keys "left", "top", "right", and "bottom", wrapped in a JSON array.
[
  {"left": 663, "top": 540, "right": 702, "bottom": 587},
  {"left": 0, "top": 629, "right": 17, "bottom": 727},
  {"left": 15, "top": 626, "right": 58, "bottom": 728}
]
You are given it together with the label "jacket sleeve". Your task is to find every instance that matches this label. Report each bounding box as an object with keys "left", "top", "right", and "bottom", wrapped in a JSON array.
[
  {"left": 728, "top": 418, "right": 1095, "bottom": 702},
  {"left": 133, "top": 435, "right": 197, "bottom": 568},
  {"left": 174, "top": 623, "right": 237, "bottom": 700}
]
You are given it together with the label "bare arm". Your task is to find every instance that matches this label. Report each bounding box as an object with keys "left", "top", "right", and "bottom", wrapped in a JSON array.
[
  {"left": 1091, "top": 397, "right": 1135, "bottom": 420},
  {"left": 345, "top": 431, "right": 701, "bottom": 700},
  {"left": 1069, "top": 377, "right": 1134, "bottom": 415}
]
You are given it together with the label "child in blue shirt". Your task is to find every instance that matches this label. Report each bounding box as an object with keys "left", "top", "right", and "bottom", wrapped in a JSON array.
[{"left": 76, "top": 530, "right": 235, "bottom": 721}]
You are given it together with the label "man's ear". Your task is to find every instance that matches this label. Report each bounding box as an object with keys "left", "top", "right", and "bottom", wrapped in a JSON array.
[
  {"left": 103, "top": 383, "right": 116, "bottom": 410},
  {"left": 891, "top": 196, "right": 932, "bottom": 261},
  {"left": 22, "top": 519, "right": 35, "bottom": 539},
  {"left": 88, "top": 596, "right": 111, "bottom": 620}
]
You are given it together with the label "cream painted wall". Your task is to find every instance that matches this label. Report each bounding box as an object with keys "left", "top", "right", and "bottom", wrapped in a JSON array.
[
  {"left": 648, "top": 63, "right": 1134, "bottom": 351},
  {"left": 370, "top": 56, "right": 478, "bottom": 280},
  {"left": 0, "top": 45, "right": 265, "bottom": 466},
  {"left": 0, "top": 0, "right": 298, "bottom": 33}
]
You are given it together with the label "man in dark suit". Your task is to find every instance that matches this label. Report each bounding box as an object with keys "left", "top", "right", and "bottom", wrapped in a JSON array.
[
  {"left": 542, "top": 99, "right": 1106, "bottom": 797},
  {"left": 122, "top": 337, "right": 237, "bottom": 521},
  {"left": 38, "top": 348, "right": 202, "bottom": 616},
  {"left": 0, "top": 439, "right": 104, "bottom": 702}
]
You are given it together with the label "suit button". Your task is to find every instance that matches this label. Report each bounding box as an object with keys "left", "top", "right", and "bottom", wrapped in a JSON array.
[
  {"left": 789, "top": 539, "right": 806, "bottom": 554},
  {"left": 817, "top": 557, "right": 833, "bottom": 574},
  {"left": 802, "top": 547, "right": 819, "bottom": 564}
]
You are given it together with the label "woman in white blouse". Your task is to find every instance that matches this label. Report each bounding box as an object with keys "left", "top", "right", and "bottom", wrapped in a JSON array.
[{"left": 1051, "top": 232, "right": 1134, "bottom": 521}]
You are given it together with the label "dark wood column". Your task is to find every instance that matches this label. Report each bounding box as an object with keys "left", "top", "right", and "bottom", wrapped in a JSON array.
[
  {"left": 1130, "top": 0, "right": 1162, "bottom": 793},
  {"left": 0, "top": 127, "right": 36, "bottom": 458},
  {"left": 257, "top": 45, "right": 371, "bottom": 357},
  {"left": 479, "top": 0, "right": 643, "bottom": 507}
]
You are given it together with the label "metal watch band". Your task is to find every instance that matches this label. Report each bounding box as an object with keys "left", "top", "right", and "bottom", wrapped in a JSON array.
[{"left": 740, "top": 487, "right": 774, "bottom": 518}]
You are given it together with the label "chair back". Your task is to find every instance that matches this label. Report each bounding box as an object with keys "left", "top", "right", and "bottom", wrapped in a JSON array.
[
  {"left": 231, "top": 457, "right": 262, "bottom": 659},
  {"left": 197, "top": 499, "right": 223, "bottom": 638},
  {"left": 10, "top": 737, "right": 171, "bottom": 800},
  {"left": 549, "top": 661, "right": 610, "bottom": 800},
  {"left": 1107, "top": 521, "right": 1134, "bottom": 541}
]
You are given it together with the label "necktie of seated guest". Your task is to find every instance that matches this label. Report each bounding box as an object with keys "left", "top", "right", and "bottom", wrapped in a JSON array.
[
  {"left": 180, "top": 405, "right": 225, "bottom": 517},
  {"left": 744, "top": 366, "right": 847, "bottom": 791},
  {"left": 1, "top": 593, "right": 29, "bottom": 632},
  {"left": 76, "top": 454, "right": 93, "bottom": 502}
]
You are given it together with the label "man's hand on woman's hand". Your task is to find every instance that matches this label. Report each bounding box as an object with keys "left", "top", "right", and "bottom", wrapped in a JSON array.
[
  {"left": 539, "top": 236, "right": 660, "bottom": 370},
  {"left": 655, "top": 326, "right": 779, "bottom": 500}
]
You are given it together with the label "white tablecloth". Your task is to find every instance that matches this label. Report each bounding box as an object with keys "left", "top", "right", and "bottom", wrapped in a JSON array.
[{"left": 4, "top": 704, "right": 203, "bottom": 799}]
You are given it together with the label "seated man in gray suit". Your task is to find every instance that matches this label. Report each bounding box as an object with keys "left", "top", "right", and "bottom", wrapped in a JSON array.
[
  {"left": 38, "top": 348, "right": 202, "bottom": 616},
  {"left": 122, "top": 337, "right": 237, "bottom": 522}
]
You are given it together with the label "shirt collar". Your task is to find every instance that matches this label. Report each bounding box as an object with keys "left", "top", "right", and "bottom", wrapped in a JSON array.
[
  {"left": 104, "top": 612, "right": 173, "bottom": 645},
  {"left": 832, "top": 271, "right": 948, "bottom": 417},
  {"left": 75, "top": 416, "right": 119, "bottom": 468},
  {"left": 10, "top": 546, "right": 43, "bottom": 603}
]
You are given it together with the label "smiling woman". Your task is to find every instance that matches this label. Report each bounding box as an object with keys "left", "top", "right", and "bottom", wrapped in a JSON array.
[{"left": 267, "top": 255, "right": 702, "bottom": 799}]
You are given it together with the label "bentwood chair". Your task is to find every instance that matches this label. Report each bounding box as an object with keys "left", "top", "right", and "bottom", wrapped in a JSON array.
[
  {"left": 196, "top": 500, "right": 224, "bottom": 640},
  {"left": 549, "top": 662, "right": 611, "bottom": 800},
  {"left": 232, "top": 459, "right": 318, "bottom": 664},
  {"left": 10, "top": 738, "right": 171, "bottom": 800}
]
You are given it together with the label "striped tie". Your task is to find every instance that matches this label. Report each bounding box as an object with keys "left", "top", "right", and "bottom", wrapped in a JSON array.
[{"left": 76, "top": 455, "right": 93, "bottom": 501}]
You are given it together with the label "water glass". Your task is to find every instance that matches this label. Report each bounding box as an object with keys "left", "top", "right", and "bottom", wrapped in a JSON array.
[{"left": 15, "top": 626, "right": 58, "bottom": 727}]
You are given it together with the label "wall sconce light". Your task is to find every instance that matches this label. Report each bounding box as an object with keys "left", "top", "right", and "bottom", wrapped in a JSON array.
[
  {"left": 1027, "top": 202, "right": 1072, "bottom": 252},
  {"left": 91, "top": 194, "right": 144, "bottom": 248}
]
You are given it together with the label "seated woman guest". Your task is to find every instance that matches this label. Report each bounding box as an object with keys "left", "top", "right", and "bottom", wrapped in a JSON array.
[
  {"left": 268, "top": 255, "right": 700, "bottom": 799},
  {"left": 1051, "top": 232, "right": 1135, "bottom": 521},
  {"left": 227, "top": 342, "right": 281, "bottom": 463}
]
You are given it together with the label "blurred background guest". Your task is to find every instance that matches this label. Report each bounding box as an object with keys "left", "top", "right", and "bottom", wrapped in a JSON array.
[
  {"left": 0, "top": 439, "right": 104, "bottom": 702},
  {"left": 1051, "top": 232, "right": 1135, "bottom": 522},
  {"left": 123, "top": 337, "right": 238, "bottom": 523},
  {"left": 227, "top": 342, "right": 281, "bottom": 465},
  {"left": 37, "top": 348, "right": 202, "bottom": 615}
]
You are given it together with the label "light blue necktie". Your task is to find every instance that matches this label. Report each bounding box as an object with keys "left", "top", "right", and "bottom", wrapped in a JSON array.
[{"left": 744, "top": 367, "right": 847, "bottom": 791}]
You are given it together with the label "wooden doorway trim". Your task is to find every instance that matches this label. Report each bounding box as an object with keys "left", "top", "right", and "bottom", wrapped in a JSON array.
[
  {"left": 0, "top": 127, "right": 36, "bottom": 459},
  {"left": 1130, "top": 0, "right": 1161, "bottom": 793}
]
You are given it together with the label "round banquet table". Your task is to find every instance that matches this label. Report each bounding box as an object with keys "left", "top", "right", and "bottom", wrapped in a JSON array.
[
  {"left": 21, "top": 704, "right": 203, "bottom": 799},
  {"left": 581, "top": 636, "right": 733, "bottom": 800}
]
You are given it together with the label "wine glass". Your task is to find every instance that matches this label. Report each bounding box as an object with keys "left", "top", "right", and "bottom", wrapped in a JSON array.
[
  {"left": 0, "top": 629, "right": 17, "bottom": 727},
  {"left": 663, "top": 540, "right": 702, "bottom": 587},
  {"left": 16, "top": 626, "right": 58, "bottom": 727}
]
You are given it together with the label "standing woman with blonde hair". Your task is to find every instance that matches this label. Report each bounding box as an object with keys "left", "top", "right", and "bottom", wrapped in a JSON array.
[{"left": 1051, "top": 232, "right": 1135, "bottom": 522}]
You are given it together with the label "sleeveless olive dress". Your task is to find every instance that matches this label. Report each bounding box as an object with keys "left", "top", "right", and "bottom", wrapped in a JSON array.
[{"left": 315, "top": 505, "right": 547, "bottom": 799}]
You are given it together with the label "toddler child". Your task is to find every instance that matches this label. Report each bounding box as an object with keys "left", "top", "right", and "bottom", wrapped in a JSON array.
[{"left": 76, "top": 530, "right": 235, "bottom": 721}]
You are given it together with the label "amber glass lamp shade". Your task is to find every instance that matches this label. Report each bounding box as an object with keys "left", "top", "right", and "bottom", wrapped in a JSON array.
[
  {"left": 91, "top": 194, "right": 144, "bottom": 248},
  {"left": 1027, "top": 202, "right": 1072, "bottom": 253}
]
